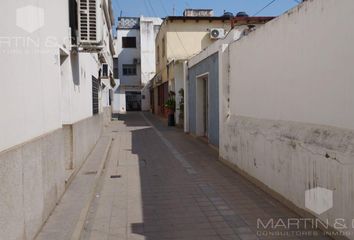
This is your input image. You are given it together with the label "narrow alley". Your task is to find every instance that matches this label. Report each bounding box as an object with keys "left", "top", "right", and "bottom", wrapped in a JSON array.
[{"left": 77, "top": 113, "right": 329, "bottom": 240}]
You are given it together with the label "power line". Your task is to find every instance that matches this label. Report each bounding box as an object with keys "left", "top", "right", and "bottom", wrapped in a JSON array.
[
  {"left": 146, "top": 0, "right": 177, "bottom": 56},
  {"left": 159, "top": 0, "right": 170, "bottom": 16},
  {"left": 147, "top": 0, "right": 159, "bottom": 16},
  {"left": 143, "top": 0, "right": 153, "bottom": 16},
  {"left": 158, "top": 0, "right": 189, "bottom": 56},
  {"left": 113, "top": 0, "right": 121, "bottom": 10},
  {"left": 253, "top": 0, "right": 277, "bottom": 16}
]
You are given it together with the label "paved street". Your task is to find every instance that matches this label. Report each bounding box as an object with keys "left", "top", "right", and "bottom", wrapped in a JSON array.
[{"left": 81, "top": 112, "right": 329, "bottom": 240}]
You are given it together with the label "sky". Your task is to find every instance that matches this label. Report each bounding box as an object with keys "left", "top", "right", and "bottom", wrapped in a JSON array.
[{"left": 111, "top": 0, "right": 300, "bottom": 20}]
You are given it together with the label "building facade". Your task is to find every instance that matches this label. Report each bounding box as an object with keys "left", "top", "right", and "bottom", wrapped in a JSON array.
[
  {"left": 187, "top": 16, "right": 274, "bottom": 147},
  {"left": 113, "top": 16, "right": 162, "bottom": 113},
  {"left": 0, "top": 1, "right": 115, "bottom": 239},
  {"left": 151, "top": 10, "right": 232, "bottom": 125}
]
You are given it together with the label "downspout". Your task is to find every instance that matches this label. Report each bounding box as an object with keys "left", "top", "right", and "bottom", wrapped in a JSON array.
[{"left": 183, "top": 60, "right": 189, "bottom": 133}]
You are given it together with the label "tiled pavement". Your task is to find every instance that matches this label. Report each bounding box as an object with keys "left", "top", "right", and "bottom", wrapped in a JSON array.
[{"left": 81, "top": 112, "right": 330, "bottom": 240}]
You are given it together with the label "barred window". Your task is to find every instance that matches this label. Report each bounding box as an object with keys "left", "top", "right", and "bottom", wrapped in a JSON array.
[
  {"left": 122, "top": 64, "right": 137, "bottom": 76},
  {"left": 122, "top": 37, "right": 136, "bottom": 48},
  {"left": 92, "top": 76, "right": 99, "bottom": 115},
  {"left": 113, "top": 58, "right": 119, "bottom": 79}
]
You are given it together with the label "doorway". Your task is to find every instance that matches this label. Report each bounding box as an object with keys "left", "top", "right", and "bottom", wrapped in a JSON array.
[
  {"left": 126, "top": 91, "right": 142, "bottom": 111},
  {"left": 196, "top": 73, "right": 209, "bottom": 137}
]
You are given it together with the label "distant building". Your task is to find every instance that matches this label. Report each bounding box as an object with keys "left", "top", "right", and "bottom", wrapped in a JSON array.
[
  {"left": 151, "top": 9, "right": 232, "bottom": 125},
  {"left": 113, "top": 16, "right": 162, "bottom": 113}
]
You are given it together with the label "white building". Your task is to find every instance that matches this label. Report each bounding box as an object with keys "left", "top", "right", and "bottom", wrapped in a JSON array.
[
  {"left": 0, "top": 1, "right": 115, "bottom": 239},
  {"left": 113, "top": 16, "right": 162, "bottom": 113}
]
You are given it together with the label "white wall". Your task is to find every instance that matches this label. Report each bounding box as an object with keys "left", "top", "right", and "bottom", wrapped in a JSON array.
[
  {"left": 113, "top": 86, "right": 127, "bottom": 113},
  {"left": 220, "top": 0, "right": 354, "bottom": 237},
  {"left": 61, "top": 53, "right": 100, "bottom": 124},
  {"left": 140, "top": 17, "right": 162, "bottom": 111},
  {"left": 140, "top": 17, "right": 162, "bottom": 85},
  {"left": 116, "top": 28, "right": 141, "bottom": 86},
  {"left": 229, "top": 3, "right": 354, "bottom": 130},
  {"left": 0, "top": 0, "right": 70, "bottom": 152}
]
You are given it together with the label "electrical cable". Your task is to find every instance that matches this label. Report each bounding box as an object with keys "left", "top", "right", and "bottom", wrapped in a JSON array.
[{"left": 253, "top": 0, "right": 277, "bottom": 16}]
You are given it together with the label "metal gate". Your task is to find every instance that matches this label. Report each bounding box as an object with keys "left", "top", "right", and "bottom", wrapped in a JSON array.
[{"left": 126, "top": 91, "right": 141, "bottom": 111}]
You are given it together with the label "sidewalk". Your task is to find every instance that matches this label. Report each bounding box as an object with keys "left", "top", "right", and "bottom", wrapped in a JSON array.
[
  {"left": 80, "top": 112, "right": 330, "bottom": 240},
  {"left": 35, "top": 131, "right": 113, "bottom": 240}
]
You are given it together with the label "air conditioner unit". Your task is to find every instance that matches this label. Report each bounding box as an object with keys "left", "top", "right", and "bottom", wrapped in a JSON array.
[
  {"left": 210, "top": 28, "right": 225, "bottom": 39},
  {"left": 133, "top": 58, "right": 141, "bottom": 64},
  {"left": 77, "top": 0, "right": 103, "bottom": 47}
]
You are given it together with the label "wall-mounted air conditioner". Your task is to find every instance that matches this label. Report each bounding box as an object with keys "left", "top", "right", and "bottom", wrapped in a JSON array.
[
  {"left": 210, "top": 28, "right": 225, "bottom": 39},
  {"left": 77, "top": 0, "right": 103, "bottom": 47}
]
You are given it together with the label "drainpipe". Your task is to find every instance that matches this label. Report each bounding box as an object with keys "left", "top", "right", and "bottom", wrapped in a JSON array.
[{"left": 183, "top": 60, "right": 189, "bottom": 133}]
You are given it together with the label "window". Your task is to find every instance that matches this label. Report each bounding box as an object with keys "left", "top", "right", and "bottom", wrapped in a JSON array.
[
  {"left": 123, "top": 64, "right": 137, "bottom": 76},
  {"left": 102, "top": 64, "right": 108, "bottom": 77},
  {"left": 92, "top": 76, "right": 99, "bottom": 115},
  {"left": 113, "top": 58, "right": 119, "bottom": 79},
  {"left": 122, "top": 37, "right": 136, "bottom": 48}
]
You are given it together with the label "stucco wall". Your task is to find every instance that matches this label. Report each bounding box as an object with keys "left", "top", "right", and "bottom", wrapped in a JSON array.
[
  {"left": 140, "top": 17, "right": 162, "bottom": 111},
  {"left": 0, "top": 1, "right": 110, "bottom": 239},
  {"left": 116, "top": 28, "right": 141, "bottom": 86},
  {"left": 220, "top": 0, "right": 354, "bottom": 237},
  {"left": 61, "top": 53, "right": 99, "bottom": 125},
  {"left": 0, "top": 129, "right": 65, "bottom": 240},
  {"left": 140, "top": 17, "right": 162, "bottom": 85},
  {"left": 0, "top": 113, "right": 103, "bottom": 240},
  {"left": 0, "top": 1, "right": 70, "bottom": 152},
  {"left": 188, "top": 53, "right": 219, "bottom": 146},
  {"left": 155, "top": 19, "right": 231, "bottom": 84}
]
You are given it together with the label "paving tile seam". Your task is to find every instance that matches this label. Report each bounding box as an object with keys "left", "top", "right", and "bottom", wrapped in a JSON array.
[{"left": 140, "top": 112, "right": 197, "bottom": 175}]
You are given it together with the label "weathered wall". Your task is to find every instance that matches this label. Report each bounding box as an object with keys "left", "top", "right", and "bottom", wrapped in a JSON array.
[
  {"left": 188, "top": 53, "right": 219, "bottom": 146},
  {"left": 71, "top": 114, "right": 103, "bottom": 169},
  {"left": 0, "top": 129, "right": 65, "bottom": 240},
  {"left": 220, "top": 0, "right": 354, "bottom": 237},
  {"left": 103, "top": 106, "right": 112, "bottom": 126},
  {"left": 0, "top": 114, "right": 103, "bottom": 240},
  {"left": 140, "top": 17, "right": 162, "bottom": 85},
  {"left": 140, "top": 17, "right": 162, "bottom": 111}
]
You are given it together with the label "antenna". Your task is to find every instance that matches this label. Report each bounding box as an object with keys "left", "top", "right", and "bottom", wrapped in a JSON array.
[
  {"left": 120, "top": 10, "right": 123, "bottom": 17},
  {"left": 173, "top": 4, "right": 175, "bottom": 16}
]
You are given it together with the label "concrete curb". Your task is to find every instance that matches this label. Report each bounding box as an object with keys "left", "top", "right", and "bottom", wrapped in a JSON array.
[{"left": 70, "top": 137, "right": 113, "bottom": 240}]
